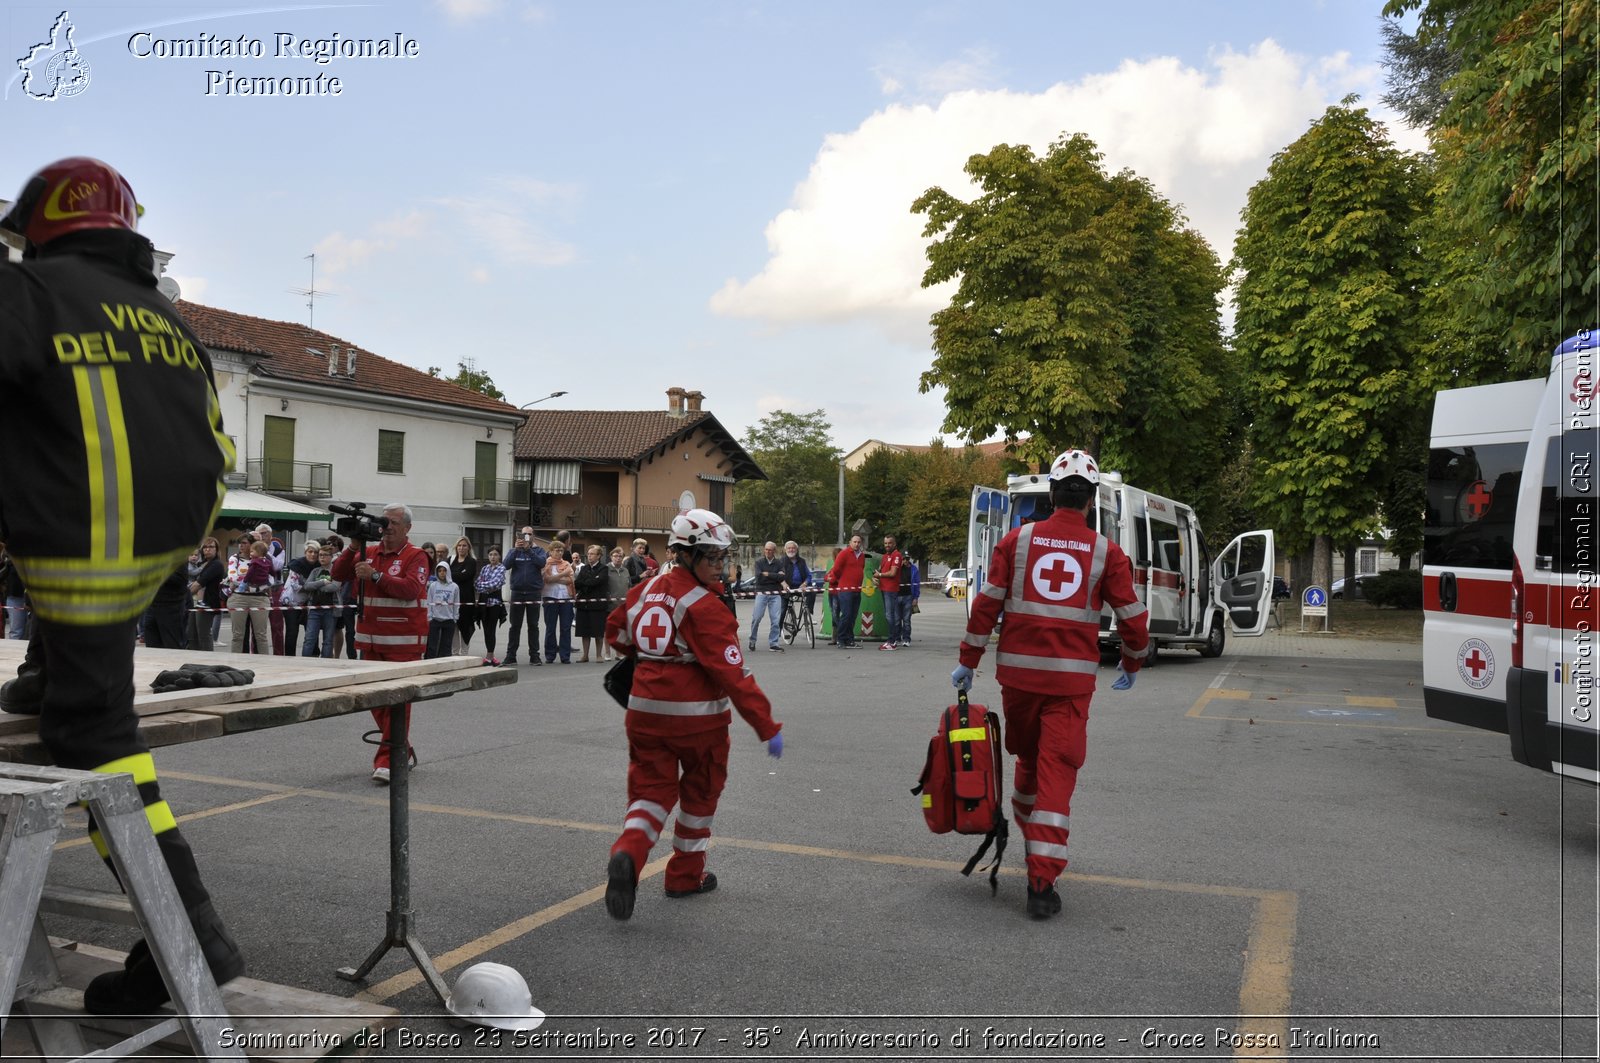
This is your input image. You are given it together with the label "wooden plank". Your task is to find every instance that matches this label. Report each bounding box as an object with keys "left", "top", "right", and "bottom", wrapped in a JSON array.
[
  {"left": 0, "top": 643, "right": 516, "bottom": 737},
  {"left": 0, "top": 640, "right": 503, "bottom": 725},
  {"left": 0, "top": 711, "right": 227, "bottom": 764},
  {"left": 0, "top": 670, "right": 516, "bottom": 756},
  {"left": 5, "top": 940, "right": 398, "bottom": 1062}
]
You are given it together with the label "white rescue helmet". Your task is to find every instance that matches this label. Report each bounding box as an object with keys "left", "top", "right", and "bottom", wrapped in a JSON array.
[
  {"left": 668, "top": 508, "right": 736, "bottom": 550},
  {"left": 1048, "top": 449, "right": 1100, "bottom": 486},
  {"left": 445, "top": 962, "right": 546, "bottom": 1031}
]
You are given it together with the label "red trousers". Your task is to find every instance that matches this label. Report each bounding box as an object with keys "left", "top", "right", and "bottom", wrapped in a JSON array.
[
  {"left": 361, "top": 644, "right": 418, "bottom": 769},
  {"left": 1001, "top": 687, "right": 1089, "bottom": 890},
  {"left": 610, "top": 727, "right": 730, "bottom": 893}
]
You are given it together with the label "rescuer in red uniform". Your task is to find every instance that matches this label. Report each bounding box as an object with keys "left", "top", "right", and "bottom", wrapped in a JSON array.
[
  {"left": 602, "top": 508, "right": 784, "bottom": 921},
  {"left": 0, "top": 157, "right": 244, "bottom": 1012},
  {"left": 330, "top": 503, "right": 429, "bottom": 782},
  {"left": 952, "top": 450, "right": 1150, "bottom": 920}
]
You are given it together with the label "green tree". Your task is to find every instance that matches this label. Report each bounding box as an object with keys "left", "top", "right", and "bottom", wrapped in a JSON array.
[
  {"left": 913, "top": 136, "right": 1229, "bottom": 486},
  {"left": 913, "top": 136, "right": 1134, "bottom": 463},
  {"left": 730, "top": 410, "right": 840, "bottom": 546},
  {"left": 1387, "top": 0, "right": 1599, "bottom": 373},
  {"left": 1230, "top": 100, "right": 1427, "bottom": 591},
  {"left": 845, "top": 447, "right": 910, "bottom": 540},
  {"left": 427, "top": 359, "right": 505, "bottom": 400},
  {"left": 1379, "top": 14, "right": 1461, "bottom": 127},
  {"left": 1099, "top": 171, "right": 1231, "bottom": 501},
  {"left": 898, "top": 443, "right": 1010, "bottom": 566}
]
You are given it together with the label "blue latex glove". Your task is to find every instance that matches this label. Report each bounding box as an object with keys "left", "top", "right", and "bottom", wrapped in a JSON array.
[
  {"left": 951, "top": 664, "right": 974, "bottom": 692},
  {"left": 1112, "top": 665, "right": 1136, "bottom": 690},
  {"left": 767, "top": 731, "right": 784, "bottom": 759}
]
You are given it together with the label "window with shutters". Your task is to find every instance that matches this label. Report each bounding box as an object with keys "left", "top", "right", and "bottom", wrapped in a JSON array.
[{"left": 377, "top": 429, "right": 405, "bottom": 474}]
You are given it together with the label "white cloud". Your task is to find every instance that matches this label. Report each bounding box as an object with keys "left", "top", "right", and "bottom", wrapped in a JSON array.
[
  {"left": 313, "top": 178, "right": 578, "bottom": 275},
  {"left": 873, "top": 46, "right": 1000, "bottom": 99},
  {"left": 166, "top": 273, "right": 207, "bottom": 304},
  {"left": 435, "top": 0, "right": 504, "bottom": 21},
  {"left": 712, "top": 39, "right": 1390, "bottom": 339},
  {"left": 313, "top": 209, "right": 430, "bottom": 275}
]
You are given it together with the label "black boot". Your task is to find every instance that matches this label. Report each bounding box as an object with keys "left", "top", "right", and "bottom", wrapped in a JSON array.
[
  {"left": 83, "top": 900, "right": 244, "bottom": 1015},
  {"left": 0, "top": 653, "right": 44, "bottom": 715}
]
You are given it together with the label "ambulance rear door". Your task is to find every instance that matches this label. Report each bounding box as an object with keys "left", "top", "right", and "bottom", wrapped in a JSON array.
[
  {"left": 1212, "top": 530, "right": 1274, "bottom": 636},
  {"left": 1424, "top": 379, "right": 1544, "bottom": 734},
  {"left": 966, "top": 486, "right": 1010, "bottom": 614}
]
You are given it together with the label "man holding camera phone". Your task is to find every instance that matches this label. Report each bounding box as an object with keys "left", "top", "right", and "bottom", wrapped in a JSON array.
[{"left": 330, "top": 503, "right": 429, "bottom": 783}]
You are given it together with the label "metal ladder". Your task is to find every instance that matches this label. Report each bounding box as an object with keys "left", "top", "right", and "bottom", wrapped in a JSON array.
[{"left": 0, "top": 763, "right": 243, "bottom": 1060}]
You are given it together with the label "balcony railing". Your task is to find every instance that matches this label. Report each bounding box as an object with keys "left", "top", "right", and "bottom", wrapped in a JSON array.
[
  {"left": 246, "top": 459, "right": 333, "bottom": 498},
  {"left": 462, "top": 477, "right": 530, "bottom": 508},
  {"left": 529, "top": 503, "right": 679, "bottom": 533}
]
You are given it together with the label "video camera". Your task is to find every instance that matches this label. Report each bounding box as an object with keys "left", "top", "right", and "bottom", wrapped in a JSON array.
[{"left": 328, "top": 501, "right": 389, "bottom": 544}]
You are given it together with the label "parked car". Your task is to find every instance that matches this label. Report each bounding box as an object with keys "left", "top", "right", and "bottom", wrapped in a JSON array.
[
  {"left": 1330, "top": 574, "right": 1378, "bottom": 599},
  {"left": 942, "top": 568, "right": 969, "bottom": 597}
]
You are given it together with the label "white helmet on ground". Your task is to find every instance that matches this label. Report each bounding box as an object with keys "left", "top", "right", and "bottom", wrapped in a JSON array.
[
  {"left": 445, "top": 962, "right": 546, "bottom": 1031},
  {"left": 1048, "top": 449, "right": 1100, "bottom": 485},
  {"left": 668, "top": 508, "right": 736, "bottom": 550}
]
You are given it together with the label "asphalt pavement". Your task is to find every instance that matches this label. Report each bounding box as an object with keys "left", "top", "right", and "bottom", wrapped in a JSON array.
[{"left": 38, "top": 595, "right": 1597, "bottom": 1061}]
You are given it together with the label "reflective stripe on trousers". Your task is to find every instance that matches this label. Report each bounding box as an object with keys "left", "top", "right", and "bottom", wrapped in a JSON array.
[{"left": 1001, "top": 686, "right": 1090, "bottom": 890}]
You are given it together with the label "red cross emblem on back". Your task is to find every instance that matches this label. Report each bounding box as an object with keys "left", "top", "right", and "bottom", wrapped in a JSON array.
[
  {"left": 1030, "top": 550, "right": 1083, "bottom": 601},
  {"left": 636, "top": 606, "right": 674, "bottom": 655}
]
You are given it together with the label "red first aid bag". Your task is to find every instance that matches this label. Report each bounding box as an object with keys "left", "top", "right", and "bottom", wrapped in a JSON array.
[{"left": 912, "top": 690, "right": 1008, "bottom": 892}]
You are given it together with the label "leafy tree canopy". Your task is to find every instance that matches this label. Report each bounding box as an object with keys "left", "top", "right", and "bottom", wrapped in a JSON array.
[
  {"left": 1230, "top": 100, "right": 1427, "bottom": 563},
  {"left": 427, "top": 359, "right": 505, "bottom": 400},
  {"left": 1387, "top": 0, "right": 1599, "bottom": 372},
  {"left": 913, "top": 134, "right": 1229, "bottom": 490},
  {"left": 732, "top": 409, "right": 840, "bottom": 547}
]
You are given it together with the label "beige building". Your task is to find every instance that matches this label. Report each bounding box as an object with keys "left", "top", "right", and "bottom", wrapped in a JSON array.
[{"left": 514, "top": 388, "right": 766, "bottom": 554}]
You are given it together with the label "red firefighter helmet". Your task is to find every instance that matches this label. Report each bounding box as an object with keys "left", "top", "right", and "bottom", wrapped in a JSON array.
[{"left": 1, "top": 157, "right": 142, "bottom": 249}]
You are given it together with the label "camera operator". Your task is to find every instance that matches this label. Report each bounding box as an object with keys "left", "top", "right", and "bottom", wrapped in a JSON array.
[{"left": 330, "top": 503, "right": 429, "bottom": 783}]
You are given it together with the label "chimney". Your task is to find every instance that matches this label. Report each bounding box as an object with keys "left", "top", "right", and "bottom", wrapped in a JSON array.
[
  {"left": 666, "top": 386, "right": 687, "bottom": 416},
  {"left": 684, "top": 390, "right": 704, "bottom": 412},
  {"left": 326, "top": 344, "right": 340, "bottom": 377},
  {"left": 345, "top": 347, "right": 357, "bottom": 376}
]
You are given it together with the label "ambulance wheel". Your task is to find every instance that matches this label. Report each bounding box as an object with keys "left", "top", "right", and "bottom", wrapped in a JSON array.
[{"left": 1199, "top": 615, "right": 1226, "bottom": 658}]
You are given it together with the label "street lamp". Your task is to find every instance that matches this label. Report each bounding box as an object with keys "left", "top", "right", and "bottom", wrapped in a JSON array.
[{"left": 519, "top": 390, "right": 568, "bottom": 409}]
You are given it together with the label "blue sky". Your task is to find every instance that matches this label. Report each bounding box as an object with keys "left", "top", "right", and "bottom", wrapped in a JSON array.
[{"left": 2, "top": 1, "right": 1425, "bottom": 454}]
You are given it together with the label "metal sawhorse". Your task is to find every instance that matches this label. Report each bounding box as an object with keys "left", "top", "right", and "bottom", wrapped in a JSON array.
[{"left": 0, "top": 763, "right": 243, "bottom": 1060}]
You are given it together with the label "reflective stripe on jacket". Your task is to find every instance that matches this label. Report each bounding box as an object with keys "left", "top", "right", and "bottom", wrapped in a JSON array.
[
  {"left": 0, "top": 233, "right": 233, "bottom": 625},
  {"left": 605, "top": 567, "right": 781, "bottom": 741},
  {"left": 959, "top": 508, "right": 1149, "bottom": 695},
  {"left": 331, "top": 542, "right": 429, "bottom": 653}
]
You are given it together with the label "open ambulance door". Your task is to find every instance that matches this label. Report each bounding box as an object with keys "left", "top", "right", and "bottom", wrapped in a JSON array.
[
  {"left": 966, "top": 486, "right": 1010, "bottom": 616},
  {"left": 1212, "top": 530, "right": 1275, "bottom": 637}
]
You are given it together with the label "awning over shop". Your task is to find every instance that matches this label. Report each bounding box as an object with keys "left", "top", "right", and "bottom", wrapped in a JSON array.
[
  {"left": 531, "top": 461, "right": 582, "bottom": 495},
  {"left": 217, "top": 488, "right": 331, "bottom": 523}
]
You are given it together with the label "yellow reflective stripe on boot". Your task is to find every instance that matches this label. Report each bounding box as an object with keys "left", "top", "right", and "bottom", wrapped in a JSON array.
[{"left": 93, "top": 752, "right": 158, "bottom": 786}]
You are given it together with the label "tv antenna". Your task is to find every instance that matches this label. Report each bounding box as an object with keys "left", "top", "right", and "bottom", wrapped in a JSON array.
[{"left": 288, "top": 253, "right": 334, "bottom": 328}]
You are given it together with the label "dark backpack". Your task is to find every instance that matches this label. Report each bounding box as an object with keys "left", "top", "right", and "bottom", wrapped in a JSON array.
[{"left": 912, "top": 690, "right": 1008, "bottom": 893}]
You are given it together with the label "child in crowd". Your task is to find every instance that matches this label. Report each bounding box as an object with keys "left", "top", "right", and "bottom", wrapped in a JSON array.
[{"left": 426, "top": 562, "right": 459, "bottom": 659}]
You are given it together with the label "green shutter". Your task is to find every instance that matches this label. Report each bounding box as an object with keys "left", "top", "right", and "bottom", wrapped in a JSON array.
[
  {"left": 378, "top": 429, "right": 405, "bottom": 474},
  {"left": 263, "top": 416, "right": 295, "bottom": 491},
  {"left": 475, "top": 440, "right": 497, "bottom": 501}
]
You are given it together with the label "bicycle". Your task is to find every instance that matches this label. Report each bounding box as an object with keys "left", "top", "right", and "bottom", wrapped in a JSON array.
[{"left": 780, "top": 591, "right": 815, "bottom": 648}]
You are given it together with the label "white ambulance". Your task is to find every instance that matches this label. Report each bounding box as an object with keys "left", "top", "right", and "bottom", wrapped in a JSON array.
[
  {"left": 1425, "top": 330, "right": 1600, "bottom": 782},
  {"left": 968, "top": 473, "right": 1275, "bottom": 659}
]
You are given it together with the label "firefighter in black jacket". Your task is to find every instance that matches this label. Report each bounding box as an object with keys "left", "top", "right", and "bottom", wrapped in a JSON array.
[{"left": 0, "top": 158, "right": 244, "bottom": 1013}]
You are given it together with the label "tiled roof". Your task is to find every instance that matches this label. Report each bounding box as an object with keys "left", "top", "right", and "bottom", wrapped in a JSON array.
[
  {"left": 515, "top": 409, "right": 766, "bottom": 481},
  {"left": 174, "top": 301, "right": 522, "bottom": 418}
]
